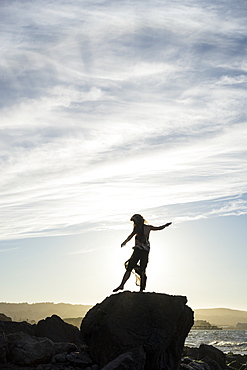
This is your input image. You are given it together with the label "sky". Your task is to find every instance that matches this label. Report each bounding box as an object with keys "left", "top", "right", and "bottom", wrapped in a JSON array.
[{"left": 0, "top": 0, "right": 247, "bottom": 310}]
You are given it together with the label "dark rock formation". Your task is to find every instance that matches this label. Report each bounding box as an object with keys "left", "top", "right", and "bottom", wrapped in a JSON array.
[
  {"left": 0, "top": 314, "right": 99, "bottom": 369},
  {"left": 226, "top": 354, "right": 247, "bottom": 369},
  {"left": 0, "top": 313, "right": 12, "bottom": 322},
  {"left": 199, "top": 344, "right": 226, "bottom": 369},
  {"left": 53, "top": 341, "right": 78, "bottom": 354},
  {"left": 81, "top": 291, "right": 194, "bottom": 369},
  {"left": 1, "top": 301, "right": 245, "bottom": 370},
  {"left": 0, "top": 319, "right": 36, "bottom": 336},
  {"left": 7, "top": 332, "right": 55, "bottom": 366},
  {"left": 0, "top": 333, "right": 8, "bottom": 364},
  {"left": 35, "top": 314, "right": 81, "bottom": 345},
  {"left": 101, "top": 346, "right": 146, "bottom": 370},
  {"left": 182, "top": 346, "right": 247, "bottom": 370}
]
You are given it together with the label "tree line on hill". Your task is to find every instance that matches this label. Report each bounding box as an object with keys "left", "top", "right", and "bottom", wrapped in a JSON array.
[{"left": 0, "top": 302, "right": 92, "bottom": 324}]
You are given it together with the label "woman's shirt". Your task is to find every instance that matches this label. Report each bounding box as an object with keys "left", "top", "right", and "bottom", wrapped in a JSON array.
[{"left": 134, "top": 225, "right": 152, "bottom": 252}]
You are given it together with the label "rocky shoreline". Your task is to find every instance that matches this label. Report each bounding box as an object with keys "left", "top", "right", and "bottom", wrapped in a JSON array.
[
  {"left": 1, "top": 340, "right": 246, "bottom": 370},
  {"left": 0, "top": 292, "right": 246, "bottom": 370},
  {"left": 182, "top": 345, "right": 247, "bottom": 369}
]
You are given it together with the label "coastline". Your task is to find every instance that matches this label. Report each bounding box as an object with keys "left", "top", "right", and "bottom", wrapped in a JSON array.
[
  {"left": 182, "top": 344, "right": 247, "bottom": 369},
  {"left": 186, "top": 329, "right": 247, "bottom": 356}
]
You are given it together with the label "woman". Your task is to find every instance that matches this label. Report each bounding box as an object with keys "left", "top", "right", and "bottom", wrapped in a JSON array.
[{"left": 113, "top": 214, "right": 172, "bottom": 292}]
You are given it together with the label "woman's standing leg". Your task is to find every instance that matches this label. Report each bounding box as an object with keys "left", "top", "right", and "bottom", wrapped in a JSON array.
[
  {"left": 140, "top": 272, "right": 147, "bottom": 291},
  {"left": 139, "top": 250, "right": 149, "bottom": 292}
]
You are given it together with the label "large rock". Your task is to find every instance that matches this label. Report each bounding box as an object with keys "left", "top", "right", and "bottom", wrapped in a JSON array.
[
  {"left": 101, "top": 346, "right": 146, "bottom": 370},
  {"left": 81, "top": 291, "right": 194, "bottom": 370},
  {"left": 0, "top": 313, "right": 12, "bottom": 322},
  {"left": 182, "top": 345, "right": 230, "bottom": 370},
  {"left": 35, "top": 314, "right": 81, "bottom": 345},
  {"left": 199, "top": 344, "right": 226, "bottom": 369},
  {"left": 0, "top": 334, "right": 8, "bottom": 364},
  {"left": 0, "top": 320, "right": 35, "bottom": 336},
  {"left": 7, "top": 332, "right": 55, "bottom": 366}
]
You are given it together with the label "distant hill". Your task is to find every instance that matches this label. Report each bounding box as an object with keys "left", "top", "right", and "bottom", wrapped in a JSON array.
[
  {"left": 0, "top": 302, "right": 92, "bottom": 323},
  {"left": 194, "top": 308, "right": 247, "bottom": 327},
  {"left": 2, "top": 303, "right": 246, "bottom": 328}
]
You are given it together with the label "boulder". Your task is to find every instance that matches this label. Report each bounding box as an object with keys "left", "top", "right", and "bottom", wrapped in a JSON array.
[
  {"left": 198, "top": 344, "right": 226, "bottom": 369},
  {"left": 0, "top": 320, "right": 35, "bottom": 336},
  {"left": 53, "top": 341, "right": 78, "bottom": 354},
  {"left": 81, "top": 291, "right": 194, "bottom": 369},
  {"left": 66, "top": 351, "right": 93, "bottom": 367},
  {"left": 0, "top": 313, "right": 12, "bottom": 322},
  {"left": 201, "top": 356, "right": 223, "bottom": 370},
  {"left": 7, "top": 332, "right": 55, "bottom": 366},
  {"left": 35, "top": 314, "right": 81, "bottom": 345},
  {"left": 180, "top": 360, "right": 211, "bottom": 369},
  {"left": 0, "top": 334, "right": 8, "bottom": 364},
  {"left": 226, "top": 354, "right": 247, "bottom": 369},
  {"left": 183, "top": 346, "right": 200, "bottom": 360},
  {"left": 101, "top": 346, "right": 146, "bottom": 370}
]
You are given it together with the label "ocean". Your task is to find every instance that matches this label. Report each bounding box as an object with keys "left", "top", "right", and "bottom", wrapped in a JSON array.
[{"left": 185, "top": 330, "right": 247, "bottom": 355}]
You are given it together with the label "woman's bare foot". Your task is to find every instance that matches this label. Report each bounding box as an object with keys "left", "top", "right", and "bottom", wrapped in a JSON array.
[{"left": 113, "top": 285, "right": 124, "bottom": 292}]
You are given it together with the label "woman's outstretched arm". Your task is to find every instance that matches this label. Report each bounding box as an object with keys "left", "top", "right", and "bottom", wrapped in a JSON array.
[
  {"left": 121, "top": 231, "right": 136, "bottom": 247},
  {"left": 149, "top": 222, "right": 172, "bottom": 231}
]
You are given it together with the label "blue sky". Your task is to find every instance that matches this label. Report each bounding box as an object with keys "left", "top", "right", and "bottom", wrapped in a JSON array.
[{"left": 0, "top": 0, "right": 247, "bottom": 309}]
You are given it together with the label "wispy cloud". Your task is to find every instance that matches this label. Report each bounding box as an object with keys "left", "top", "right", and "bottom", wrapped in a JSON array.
[
  {"left": 0, "top": 0, "right": 246, "bottom": 240},
  {"left": 147, "top": 194, "right": 247, "bottom": 226},
  {"left": 66, "top": 246, "right": 102, "bottom": 255},
  {"left": 0, "top": 247, "right": 19, "bottom": 253}
]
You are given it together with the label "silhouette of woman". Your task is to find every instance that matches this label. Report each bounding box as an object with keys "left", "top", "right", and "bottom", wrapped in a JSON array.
[{"left": 113, "top": 214, "right": 172, "bottom": 292}]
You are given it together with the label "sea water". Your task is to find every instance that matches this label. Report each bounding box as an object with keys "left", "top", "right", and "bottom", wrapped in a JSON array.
[{"left": 185, "top": 330, "right": 247, "bottom": 355}]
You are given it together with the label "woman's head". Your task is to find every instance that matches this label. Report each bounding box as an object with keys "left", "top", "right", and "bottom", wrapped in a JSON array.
[
  {"left": 130, "top": 214, "right": 145, "bottom": 225},
  {"left": 130, "top": 214, "right": 146, "bottom": 242}
]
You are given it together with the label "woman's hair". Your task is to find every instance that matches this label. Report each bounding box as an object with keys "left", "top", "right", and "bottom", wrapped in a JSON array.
[{"left": 130, "top": 214, "right": 146, "bottom": 242}]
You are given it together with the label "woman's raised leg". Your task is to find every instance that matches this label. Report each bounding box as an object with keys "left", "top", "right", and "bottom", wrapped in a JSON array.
[{"left": 113, "top": 271, "right": 131, "bottom": 292}]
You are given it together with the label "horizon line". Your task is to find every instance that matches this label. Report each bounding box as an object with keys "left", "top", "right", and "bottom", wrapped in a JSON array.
[{"left": 1, "top": 301, "right": 247, "bottom": 312}]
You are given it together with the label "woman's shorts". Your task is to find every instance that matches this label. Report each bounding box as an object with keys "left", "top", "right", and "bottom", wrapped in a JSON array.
[{"left": 126, "top": 248, "right": 149, "bottom": 273}]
